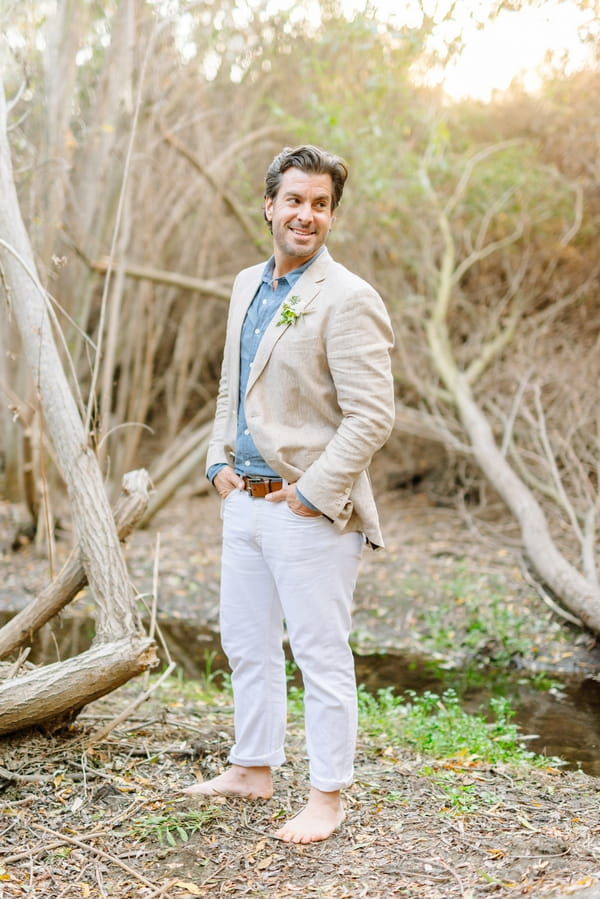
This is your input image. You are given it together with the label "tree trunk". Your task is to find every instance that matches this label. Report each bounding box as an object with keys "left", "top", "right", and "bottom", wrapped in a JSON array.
[
  {"left": 0, "top": 470, "right": 152, "bottom": 660},
  {"left": 0, "top": 73, "right": 157, "bottom": 735},
  {"left": 0, "top": 76, "right": 138, "bottom": 644},
  {"left": 450, "top": 371, "right": 600, "bottom": 632},
  {"left": 425, "top": 213, "right": 600, "bottom": 632}
]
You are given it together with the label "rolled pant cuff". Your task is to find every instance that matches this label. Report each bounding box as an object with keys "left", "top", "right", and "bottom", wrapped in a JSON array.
[
  {"left": 229, "top": 750, "right": 286, "bottom": 768},
  {"left": 310, "top": 773, "right": 354, "bottom": 793}
]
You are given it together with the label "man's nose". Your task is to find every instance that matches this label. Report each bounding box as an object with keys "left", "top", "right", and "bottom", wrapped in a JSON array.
[{"left": 296, "top": 203, "right": 313, "bottom": 222}]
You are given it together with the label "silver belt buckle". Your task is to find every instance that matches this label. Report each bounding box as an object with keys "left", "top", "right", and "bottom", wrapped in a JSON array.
[{"left": 245, "top": 475, "right": 264, "bottom": 496}]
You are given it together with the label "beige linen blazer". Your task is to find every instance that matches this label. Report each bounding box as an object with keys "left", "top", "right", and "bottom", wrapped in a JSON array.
[{"left": 205, "top": 248, "right": 395, "bottom": 546}]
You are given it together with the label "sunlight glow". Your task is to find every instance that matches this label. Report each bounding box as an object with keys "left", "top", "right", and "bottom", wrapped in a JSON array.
[
  {"left": 340, "top": 0, "right": 594, "bottom": 101},
  {"left": 440, "top": 2, "right": 594, "bottom": 100}
]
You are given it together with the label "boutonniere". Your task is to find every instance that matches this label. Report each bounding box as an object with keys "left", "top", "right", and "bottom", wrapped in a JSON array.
[{"left": 276, "top": 295, "right": 311, "bottom": 326}]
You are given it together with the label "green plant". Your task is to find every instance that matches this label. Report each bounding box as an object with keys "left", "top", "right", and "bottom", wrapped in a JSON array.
[
  {"left": 401, "top": 689, "right": 549, "bottom": 765},
  {"left": 218, "top": 669, "right": 233, "bottom": 695},
  {"left": 436, "top": 781, "right": 479, "bottom": 814},
  {"left": 198, "top": 650, "right": 233, "bottom": 695},
  {"left": 276, "top": 295, "right": 307, "bottom": 326},
  {"left": 523, "top": 672, "right": 563, "bottom": 692},
  {"left": 154, "top": 670, "right": 232, "bottom": 707},
  {"left": 384, "top": 790, "right": 409, "bottom": 805},
  {"left": 130, "top": 806, "right": 221, "bottom": 847},
  {"left": 358, "top": 685, "right": 562, "bottom": 768},
  {"left": 417, "top": 561, "right": 556, "bottom": 672},
  {"left": 286, "top": 660, "right": 305, "bottom": 717},
  {"left": 434, "top": 780, "right": 503, "bottom": 815},
  {"left": 201, "top": 649, "right": 219, "bottom": 684},
  {"left": 357, "top": 684, "right": 405, "bottom": 738}
]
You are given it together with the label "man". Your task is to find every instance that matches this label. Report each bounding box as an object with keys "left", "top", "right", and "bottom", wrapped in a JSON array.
[{"left": 184, "top": 145, "right": 395, "bottom": 844}]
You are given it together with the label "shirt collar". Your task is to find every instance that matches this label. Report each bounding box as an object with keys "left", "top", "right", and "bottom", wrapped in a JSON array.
[{"left": 260, "top": 247, "right": 325, "bottom": 287}]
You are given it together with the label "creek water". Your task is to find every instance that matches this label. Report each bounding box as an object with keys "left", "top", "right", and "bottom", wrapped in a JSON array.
[{"left": 3, "top": 612, "right": 600, "bottom": 777}]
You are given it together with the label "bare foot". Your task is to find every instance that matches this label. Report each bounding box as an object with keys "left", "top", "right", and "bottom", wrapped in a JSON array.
[
  {"left": 274, "top": 788, "right": 345, "bottom": 844},
  {"left": 183, "top": 765, "right": 273, "bottom": 800}
]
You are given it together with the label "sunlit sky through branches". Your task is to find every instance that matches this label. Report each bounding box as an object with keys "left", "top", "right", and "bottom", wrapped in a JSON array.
[
  {"left": 257, "top": 0, "right": 594, "bottom": 101},
  {"left": 339, "top": 0, "right": 594, "bottom": 100},
  {"left": 8, "top": 0, "right": 588, "bottom": 103}
]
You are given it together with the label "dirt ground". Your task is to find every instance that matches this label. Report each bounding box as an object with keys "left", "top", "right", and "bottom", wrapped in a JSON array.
[
  {"left": 0, "top": 679, "right": 599, "bottom": 899},
  {"left": 1, "top": 488, "right": 600, "bottom": 898}
]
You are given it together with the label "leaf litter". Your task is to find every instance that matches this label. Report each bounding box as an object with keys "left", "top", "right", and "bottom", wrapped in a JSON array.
[
  {"left": 0, "top": 680, "right": 599, "bottom": 899},
  {"left": 2, "top": 491, "right": 600, "bottom": 897}
]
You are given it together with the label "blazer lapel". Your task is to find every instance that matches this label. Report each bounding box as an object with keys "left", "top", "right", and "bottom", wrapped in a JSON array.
[
  {"left": 246, "top": 250, "right": 330, "bottom": 394},
  {"left": 228, "top": 264, "right": 263, "bottom": 400}
]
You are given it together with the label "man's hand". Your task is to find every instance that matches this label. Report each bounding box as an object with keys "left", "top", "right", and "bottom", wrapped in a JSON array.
[
  {"left": 266, "top": 483, "right": 322, "bottom": 517},
  {"left": 214, "top": 466, "right": 245, "bottom": 499}
]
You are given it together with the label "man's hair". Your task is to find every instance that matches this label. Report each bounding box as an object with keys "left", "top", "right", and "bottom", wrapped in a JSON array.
[{"left": 264, "top": 145, "right": 349, "bottom": 215}]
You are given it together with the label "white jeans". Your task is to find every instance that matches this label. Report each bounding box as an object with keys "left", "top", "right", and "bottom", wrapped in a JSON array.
[{"left": 219, "top": 488, "right": 363, "bottom": 792}]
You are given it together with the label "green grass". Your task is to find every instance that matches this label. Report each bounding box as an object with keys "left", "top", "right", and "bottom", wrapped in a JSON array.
[
  {"left": 357, "top": 685, "right": 555, "bottom": 767},
  {"left": 355, "top": 684, "right": 566, "bottom": 815},
  {"left": 129, "top": 805, "right": 222, "bottom": 846},
  {"left": 416, "top": 561, "right": 563, "bottom": 673},
  {"left": 288, "top": 658, "right": 544, "bottom": 767},
  {"left": 423, "top": 775, "right": 505, "bottom": 814}
]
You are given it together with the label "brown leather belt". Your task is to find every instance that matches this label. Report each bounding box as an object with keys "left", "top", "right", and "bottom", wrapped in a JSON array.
[{"left": 242, "top": 476, "right": 283, "bottom": 498}]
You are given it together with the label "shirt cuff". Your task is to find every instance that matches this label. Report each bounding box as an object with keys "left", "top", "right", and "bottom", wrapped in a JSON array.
[
  {"left": 295, "top": 487, "right": 320, "bottom": 512},
  {"left": 207, "top": 463, "right": 227, "bottom": 485}
]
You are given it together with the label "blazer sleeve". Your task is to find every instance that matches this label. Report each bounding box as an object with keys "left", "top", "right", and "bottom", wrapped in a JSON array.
[
  {"left": 204, "top": 275, "right": 243, "bottom": 475},
  {"left": 205, "top": 348, "right": 232, "bottom": 475},
  {"left": 295, "top": 283, "right": 395, "bottom": 520}
]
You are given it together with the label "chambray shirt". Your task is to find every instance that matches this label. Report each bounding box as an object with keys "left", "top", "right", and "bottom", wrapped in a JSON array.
[{"left": 207, "top": 250, "right": 323, "bottom": 495}]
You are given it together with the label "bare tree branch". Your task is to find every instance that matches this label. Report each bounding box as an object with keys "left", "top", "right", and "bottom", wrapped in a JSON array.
[{"left": 89, "top": 255, "right": 232, "bottom": 300}]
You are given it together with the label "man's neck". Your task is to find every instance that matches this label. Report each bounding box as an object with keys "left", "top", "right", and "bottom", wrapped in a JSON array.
[
  {"left": 272, "top": 247, "right": 325, "bottom": 281},
  {"left": 273, "top": 259, "right": 307, "bottom": 280}
]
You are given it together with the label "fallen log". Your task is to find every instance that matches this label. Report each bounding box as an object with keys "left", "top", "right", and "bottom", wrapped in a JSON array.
[
  {"left": 0, "top": 469, "right": 152, "bottom": 660},
  {"left": 0, "top": 637, "right": 158, "bottom": 735}
]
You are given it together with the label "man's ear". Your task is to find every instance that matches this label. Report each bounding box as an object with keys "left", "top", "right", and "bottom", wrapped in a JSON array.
[{"left": 264, "top": 196, "right": 273, "bottom": 221}]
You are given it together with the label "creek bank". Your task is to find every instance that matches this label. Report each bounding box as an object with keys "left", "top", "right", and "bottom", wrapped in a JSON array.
[
  {"left": 2, "top": 489, "right": 600, "bottom": 772},
  {"left": 4, "top": 488, "right": 598, "bottom": 674},
  {"left": 3, "top": 604, "right": 599, "bottom": 775}
]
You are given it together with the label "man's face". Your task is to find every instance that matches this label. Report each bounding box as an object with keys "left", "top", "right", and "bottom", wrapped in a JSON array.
[{"left": 264, "top": 167, "right": 335, "bottom": 274}]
